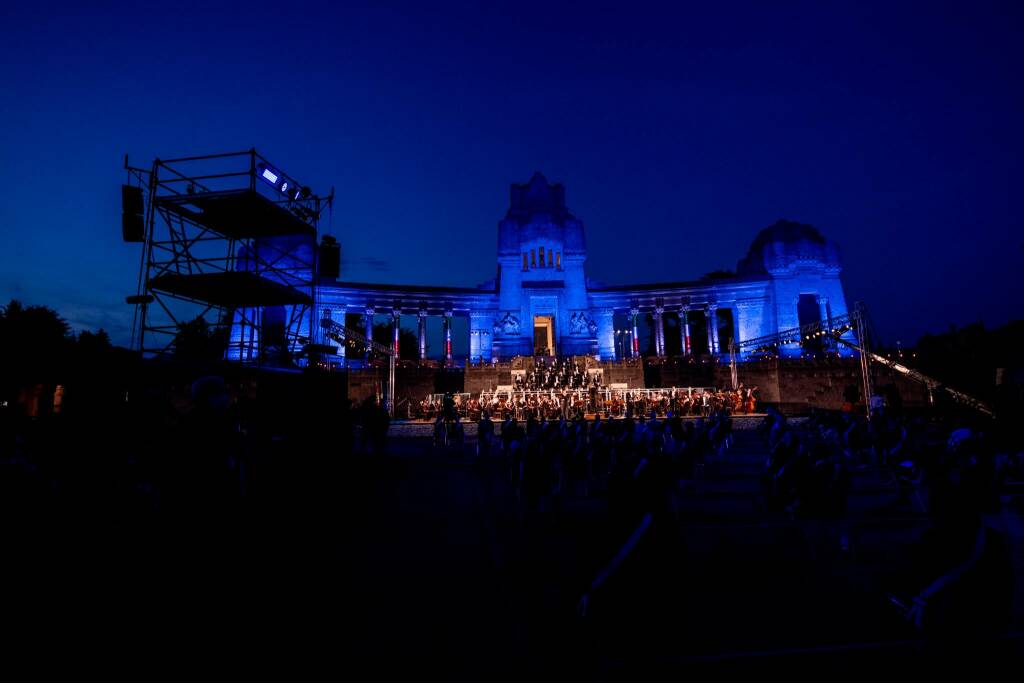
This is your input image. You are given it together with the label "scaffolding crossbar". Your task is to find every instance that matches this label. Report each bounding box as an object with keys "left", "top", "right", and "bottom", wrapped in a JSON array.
[{"left": 149, "top": 271, "right": 313, "bottom": 307}]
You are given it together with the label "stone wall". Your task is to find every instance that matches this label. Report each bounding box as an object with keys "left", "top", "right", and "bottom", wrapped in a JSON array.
[
  {"left": 381, "top": 357, "right": 933, "bottom": 415},
  {"left": 599, "top": 360, "right": 646, "bottom": 388},
  {"left": 715, "top": 362, "right": 781, "bottom": 403},
  {"left": 464, "top": 364, "right": 500, "bottom": 395},
  {"left": 719, "top": 359, "right": 930, "bottom": 413},
  {"left": 346, "top": 368, "right": 382, "bottom": 406},
  {"left": 624, "top": 357, "right": 928, "bottom": 412},
  {"left": 394, "top": 367, "right": 441, "bottom": 410},
  {"left": 646, "top": 359, "right": 717, "bottom": 389},
  {"left": 348, "top": 366, "right": 466, "bottom": 414}
]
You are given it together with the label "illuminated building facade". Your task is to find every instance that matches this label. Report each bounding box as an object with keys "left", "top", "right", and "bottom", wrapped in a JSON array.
[{"left": 234, "top": 173, "right": 854, "bottom": 363}]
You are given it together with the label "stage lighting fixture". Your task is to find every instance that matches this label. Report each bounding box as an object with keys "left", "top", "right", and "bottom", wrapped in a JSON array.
[
  {"left": 258, "top": 164, "right": 280, "bottom": 185},
  {"left": 257, "top": 162, "right": 309, "bottom": 201}
]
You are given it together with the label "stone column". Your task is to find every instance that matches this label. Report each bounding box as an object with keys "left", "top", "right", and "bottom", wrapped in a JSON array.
[
  {"left": 707, "top": 304, "right": 719, "bottom": 354},
  {"left": 681, "top": 307, "right": 692, "bottom": 356},
  {"left": 780, "top": 296, "right": 802, "bottom": 358},
  {"left": 654, "top": 304, "right": 666, "bottom": 357},
  {"left": 730, "top": 303, "right": 744, "bottom": 360},
  {"left": 392, "top": 308, "right": 401, "bottom": 357},
  {"left": 720, "top": 305, "right": 733, "bottom": 352},
  {"left": 364, "top": 306, "right": 375, "bottom": 361},
  {"left": 418, "top": 307, "right": 428, "bottom": 360},
  {"left": 594, "top": 308, "right": 615, "bottom": 361},
  {"left": 444, "top": 308, "right": 453, "bottom": 363},
  {"left": 817, "top": 295, "right": 831, "bottom": 352},
  {"left": 630, "top": 306, "right": 640, "bottom": 358}
]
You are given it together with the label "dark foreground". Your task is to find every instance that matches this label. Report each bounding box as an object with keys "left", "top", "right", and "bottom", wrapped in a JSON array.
[{"left": 4, "top": 414, "right": 1023, "bottom": 676}]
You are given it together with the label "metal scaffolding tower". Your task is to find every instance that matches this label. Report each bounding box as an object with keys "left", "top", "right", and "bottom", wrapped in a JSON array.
[{"left": 123, "top": 149, "right": 333, "bottom": 364}]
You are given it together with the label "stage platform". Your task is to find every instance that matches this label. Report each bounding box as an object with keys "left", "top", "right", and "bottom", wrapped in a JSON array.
[
  {"left": 395, "top": 413, "right": 767, "bottom": 423},
  {"left": 389, "top": 413, "right": 771, "bottom": 435},
  {"left": 154, "top": 189, "right": 317, "bottom": 240}
]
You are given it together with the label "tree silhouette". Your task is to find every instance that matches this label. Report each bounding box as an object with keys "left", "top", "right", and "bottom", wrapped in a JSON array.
[
  {"left": 77, "top": 328, "right": 112, "bottom": 354},
  {"left": 0, "top": 299, "right": 140, "bottom": 415},
  {"left": 0, "top": 299, "right": 72, "bottom": 344},
  {"left": 0, "top": 299, "right": 74, "bottom": 392},
  {"left": 372, "top": 322, "right": 419, "bottom": 361},
  {"left": 173, "top": 316, "right": 229, "bottom": 364}
]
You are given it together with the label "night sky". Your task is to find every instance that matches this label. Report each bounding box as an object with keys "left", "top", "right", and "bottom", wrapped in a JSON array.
[{"left": 2, "top": 1, "right": 1022, "bottom": 349}]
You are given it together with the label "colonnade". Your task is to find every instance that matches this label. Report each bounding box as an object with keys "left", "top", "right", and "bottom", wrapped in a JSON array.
[
  {"left": 619, "top": 301, "right": 732, "bottom": 360},
  {"left": 363, "top": 304, "right": 456, "bottom": 362},
  {"left": 329, "top": 293, "right": 832, "bottom": 363},
  {"left": 329, "top": 301, "right": 743, "bottom": 363}
]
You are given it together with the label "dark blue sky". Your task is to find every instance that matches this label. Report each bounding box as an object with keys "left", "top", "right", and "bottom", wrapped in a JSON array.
[{"left": 2, "top": 1, "right": 1021, "bottom": 347}]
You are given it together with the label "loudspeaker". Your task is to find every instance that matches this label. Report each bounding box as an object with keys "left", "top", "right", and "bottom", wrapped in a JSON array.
[
  {"left": 318, "top": 235, "right": 340, "bottom": 279},
  {"left": 122, "top": 184, "right": 143, "bottom": 214},
  {"left": 122, "top": 213, "right": 145, "bottom": 242},
  {"left": 121, "top": 184, "right": 145, "bottom": 242}
]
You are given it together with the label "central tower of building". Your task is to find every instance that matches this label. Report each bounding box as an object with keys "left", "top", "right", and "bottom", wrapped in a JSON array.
[{"left": 492, "top": 172, "right": 595, "bottom": 358}]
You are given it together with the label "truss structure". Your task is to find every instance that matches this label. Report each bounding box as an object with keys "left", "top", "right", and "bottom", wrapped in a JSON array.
[
  {"left": 319, "top": 316, "right": 397, "bottom": 414},
  {"left": 728, "top": 303, "right": 992, "bottom": 416}
]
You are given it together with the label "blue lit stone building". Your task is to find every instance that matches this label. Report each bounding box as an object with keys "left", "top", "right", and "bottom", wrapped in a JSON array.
[{"left": 309, "top": 173, "right": 854, "bottom": 364}]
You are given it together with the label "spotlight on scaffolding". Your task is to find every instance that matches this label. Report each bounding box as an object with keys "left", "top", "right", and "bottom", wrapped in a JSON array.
[
  {"left": 257, "top": 163, "right": 280, "bottom": 185},
  {"left": 257, "top": 162, "right": 305, "bottom": 200}
]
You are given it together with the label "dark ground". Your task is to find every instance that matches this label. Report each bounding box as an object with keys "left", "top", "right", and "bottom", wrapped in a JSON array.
[
  {"left": 347, "top": 423, "right": 1024, "bottom": 675},
  {"left": 5, "top": 418, "right": 1022, "bottom": 676}
]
